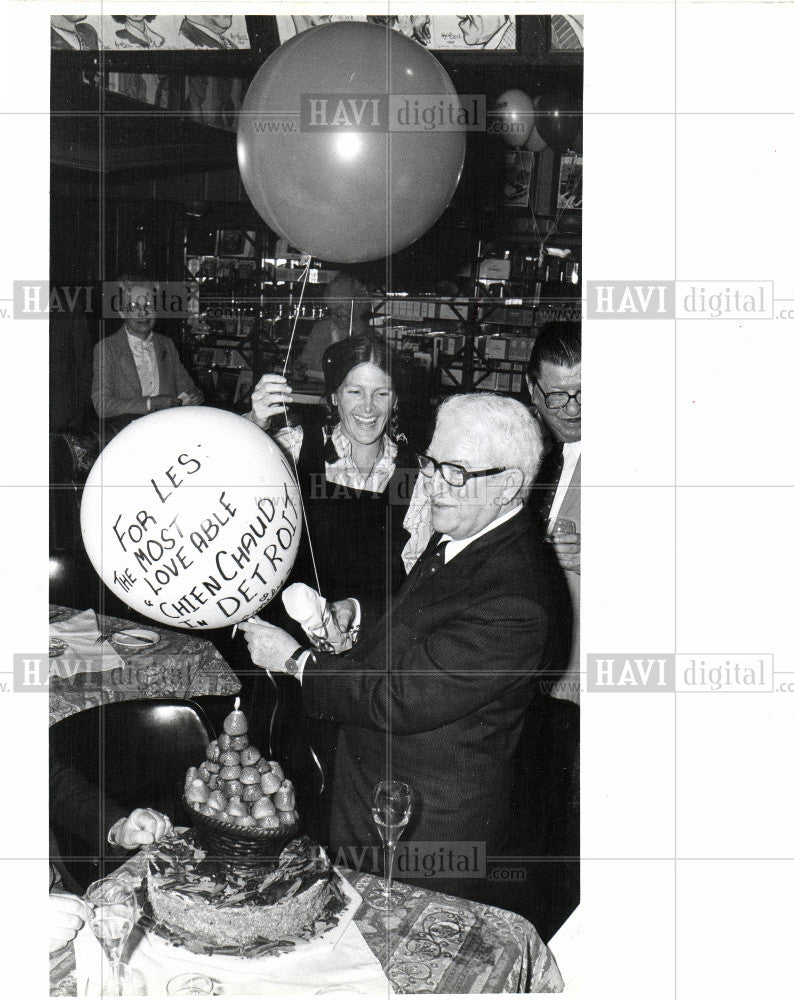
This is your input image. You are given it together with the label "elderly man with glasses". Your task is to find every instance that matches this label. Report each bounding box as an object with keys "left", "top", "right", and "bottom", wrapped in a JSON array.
[
  {"left": 91, "top": 273, "right": 202, "bottom": 427},
  {"left": 240, "top": 392, "right": 571, "bottom": 904}
]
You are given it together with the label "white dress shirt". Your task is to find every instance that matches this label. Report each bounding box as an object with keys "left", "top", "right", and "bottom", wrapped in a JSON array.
[
  {"left": 126, "top": 329, "right": 160, "bottom": 398},
  {"left": 548, "top": 441, "right": 580, "bottom": 526},
  {"left": 440, "top": 503, "right": 523, "bottom": 562}
]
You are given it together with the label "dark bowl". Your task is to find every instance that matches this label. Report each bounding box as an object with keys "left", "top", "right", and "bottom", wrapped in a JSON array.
[{"left": 184, "top": 797, "right": 300, "bottom": 871}]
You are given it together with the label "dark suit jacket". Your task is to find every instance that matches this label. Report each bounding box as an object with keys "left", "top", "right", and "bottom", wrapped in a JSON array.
[
  {"left": 528, "top": 442, "right": 581, "bottom": 701},
  {"left": 300, "top": 505, "right": 572, "bottom": 856},
  {"left": 91, "top": 326, "right": 202, "bottom": 420},
  {"left": 50, "top": 754, "right": 127, "bottom": 892}
]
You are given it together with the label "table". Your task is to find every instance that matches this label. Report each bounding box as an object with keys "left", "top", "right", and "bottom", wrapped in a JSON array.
[
  {"left": 49, "top": 606, "right": 240, "bottom": 727},
  {"left": 50, "top": 850, "right": 563, "bottom": 995},
  {"left": 548, "top": 906, "right": 580, "bottom": 993}
]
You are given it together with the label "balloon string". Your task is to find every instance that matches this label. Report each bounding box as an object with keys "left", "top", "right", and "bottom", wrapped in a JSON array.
[
  {"left": 276, "top": 257, "right": 323, "bottom": 598},
  {"left": 281, "top": 261, "right": 311, "bottom": 379},
  {"left": 267, "top": 257, "right": 326, "bottom": 792}
]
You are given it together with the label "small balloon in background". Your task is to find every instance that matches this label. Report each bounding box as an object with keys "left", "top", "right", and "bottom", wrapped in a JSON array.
[
  {"left": 237, "top": 21, "right": 465, "bottom": 264},
  {"left": 535, "top": 91, "right": 582, "bottom": 153},
  {"left": 80, "top": 407, "right": 302, "bottom": 629},
  {"left": 490, "top": 89, "right": 535, "bottom": 149}
]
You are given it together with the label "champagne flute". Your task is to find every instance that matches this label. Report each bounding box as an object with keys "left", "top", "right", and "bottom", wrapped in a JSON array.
[
  {"left": 166, "top": 973, "right": 216, "bottom": 995},
  {"left": 547, "top": 517, "right": 577, "bottom": 539},
  {"left": 371, "top": 781, "right": 412, "bottom": 896},
  {"left": 85, "top": 964, "right": 146, "bottom": 997},
  {"left": 85, "top": 878, "right": 137, "bottom": 997}
]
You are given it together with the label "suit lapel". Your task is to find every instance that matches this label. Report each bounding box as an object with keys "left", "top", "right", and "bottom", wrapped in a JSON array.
[
  {"left": 357, "top": 510, "right": 532, "bottom": 655},
  {"left": 394, "top": 509, "right": 530, "bottom": 615},
  {"left": 113, "top": 327, "right": 143, "bottom": 396},
  {"left": 154, "top": 334, "right": 170, "bottom": 395}
]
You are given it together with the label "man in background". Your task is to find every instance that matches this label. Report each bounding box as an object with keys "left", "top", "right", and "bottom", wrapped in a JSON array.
[
  {"left": 91, "top": 273, "right": 203, "bottom": 427},
  {"left": 526, "top": 320, "right": 580, "bottom": 701},
  {"left": 292, "top": 273, "right": 371, "bottom": 382}
]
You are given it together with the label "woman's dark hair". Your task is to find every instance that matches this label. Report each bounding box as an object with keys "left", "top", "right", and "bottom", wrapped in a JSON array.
[
  {"left": 322, "top": 334, "right": 403, "bottom": 399},
  {"left": 321, "top": 334, "right": 406, "bottom": 443}
]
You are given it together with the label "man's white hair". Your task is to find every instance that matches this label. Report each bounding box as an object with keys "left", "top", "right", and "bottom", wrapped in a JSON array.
[{"left": 435, "top": 392, "right": 543, "bottom": 500}]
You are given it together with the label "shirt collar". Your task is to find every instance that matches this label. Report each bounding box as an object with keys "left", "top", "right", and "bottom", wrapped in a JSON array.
[
  {"left": 441, "top": 503, "right": 523, "bottom": 563},
  {"left": 330, "top": 424, "right": 396, "bottom": 463},
  {"left": 326, "top": 424, "right": 397, "bottom": 491},
  {"left": 126, "top": 327, "right": 154, "bottom": 348}
]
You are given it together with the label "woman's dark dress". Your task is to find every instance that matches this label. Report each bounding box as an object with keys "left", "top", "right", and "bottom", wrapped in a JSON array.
[{"left": 265, "top": 417, "right": 418, "bottom": 845}]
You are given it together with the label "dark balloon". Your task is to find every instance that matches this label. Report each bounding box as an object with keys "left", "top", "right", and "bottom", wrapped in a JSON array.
[
  {"left": 523, "top": 126, "right": 548, "bottom": 153},
  {"left": 535, "top": 91, "right": 582, "bottom": 154},
  {"left": 237, "top": 22, "right": 466, "bottom": 263}
]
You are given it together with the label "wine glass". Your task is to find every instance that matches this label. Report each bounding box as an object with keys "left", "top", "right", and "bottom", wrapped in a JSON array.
[
  {"left": 371, "top": 781, "right": 412, "bottom": 896},
  {"left": 85, "top": 964, "right": 146, "bottom": 997},
  {"left": 166, "top": 973, "right": 216, "bottom": 995},
  {"left": 85, "top": 878, "right": 137, "bottom": 997},
  {"left": 548, "top": 517, "right": 577, "bottom": 539}
]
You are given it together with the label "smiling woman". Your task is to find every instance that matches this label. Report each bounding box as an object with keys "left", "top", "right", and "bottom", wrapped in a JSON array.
[{"left": 247, "top": 335, "right": 420, "bottom": 842}]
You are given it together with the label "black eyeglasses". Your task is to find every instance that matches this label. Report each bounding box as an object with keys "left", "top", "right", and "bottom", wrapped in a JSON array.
[
  {"left": 532, "top": 383, "right": 581, "bottom": 410},
  {"left": 417, "top": 453, "right": 507, "bottom": 488}
]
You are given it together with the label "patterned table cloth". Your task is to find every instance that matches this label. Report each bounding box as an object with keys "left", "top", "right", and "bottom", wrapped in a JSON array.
[
  {"left": 50, "top": 852, "right": 563, "bottom": 995},
  {"left": 49, "top": 606, "right": 240, "bottom": 726}
]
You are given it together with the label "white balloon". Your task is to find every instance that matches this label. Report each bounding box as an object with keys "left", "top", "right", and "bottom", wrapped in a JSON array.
[
  {"left": 80, "top": 407, "right": 302, "bottom": 629},
  {"left": 492, "top": 89, "right": 535, "bottom": 149}
]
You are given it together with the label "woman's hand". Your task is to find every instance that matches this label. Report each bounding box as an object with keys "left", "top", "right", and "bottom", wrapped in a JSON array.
[
  {"left": 49, "top": 893, "right": 86, "bottom": 953},
  {"left": 251, "top": 374, "right": 293, "bottom": 428}
]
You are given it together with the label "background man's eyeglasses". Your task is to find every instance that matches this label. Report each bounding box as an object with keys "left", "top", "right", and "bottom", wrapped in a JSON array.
[
  {"left": 122, "top": 300, "right": 156, "bottom": 317},
  {"left": 418, "top": 453, "right": 507, "bottom": 488},
  {"left": 533, "top": 385, "right": 581, "bottom": 410}
]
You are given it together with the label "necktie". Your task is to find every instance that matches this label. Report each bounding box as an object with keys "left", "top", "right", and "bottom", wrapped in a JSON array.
[
  {"left": 396, "top": 536, "right": 448, "bottom": 605},
  {"left": 416, "top": 538, "right": 448, "bottom": 582},
  {"left": 532, "top": 443, "right": 565, "bottom": 524}
]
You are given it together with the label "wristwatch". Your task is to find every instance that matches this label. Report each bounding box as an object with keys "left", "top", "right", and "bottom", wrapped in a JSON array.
[{"left": 284, "top": 646, "right": 306, "bottom": 675}]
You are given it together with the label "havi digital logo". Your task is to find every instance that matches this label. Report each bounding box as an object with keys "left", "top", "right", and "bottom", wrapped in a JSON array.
[{"left": 587, "top": 653, "right": 675, "bottom": 692}]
